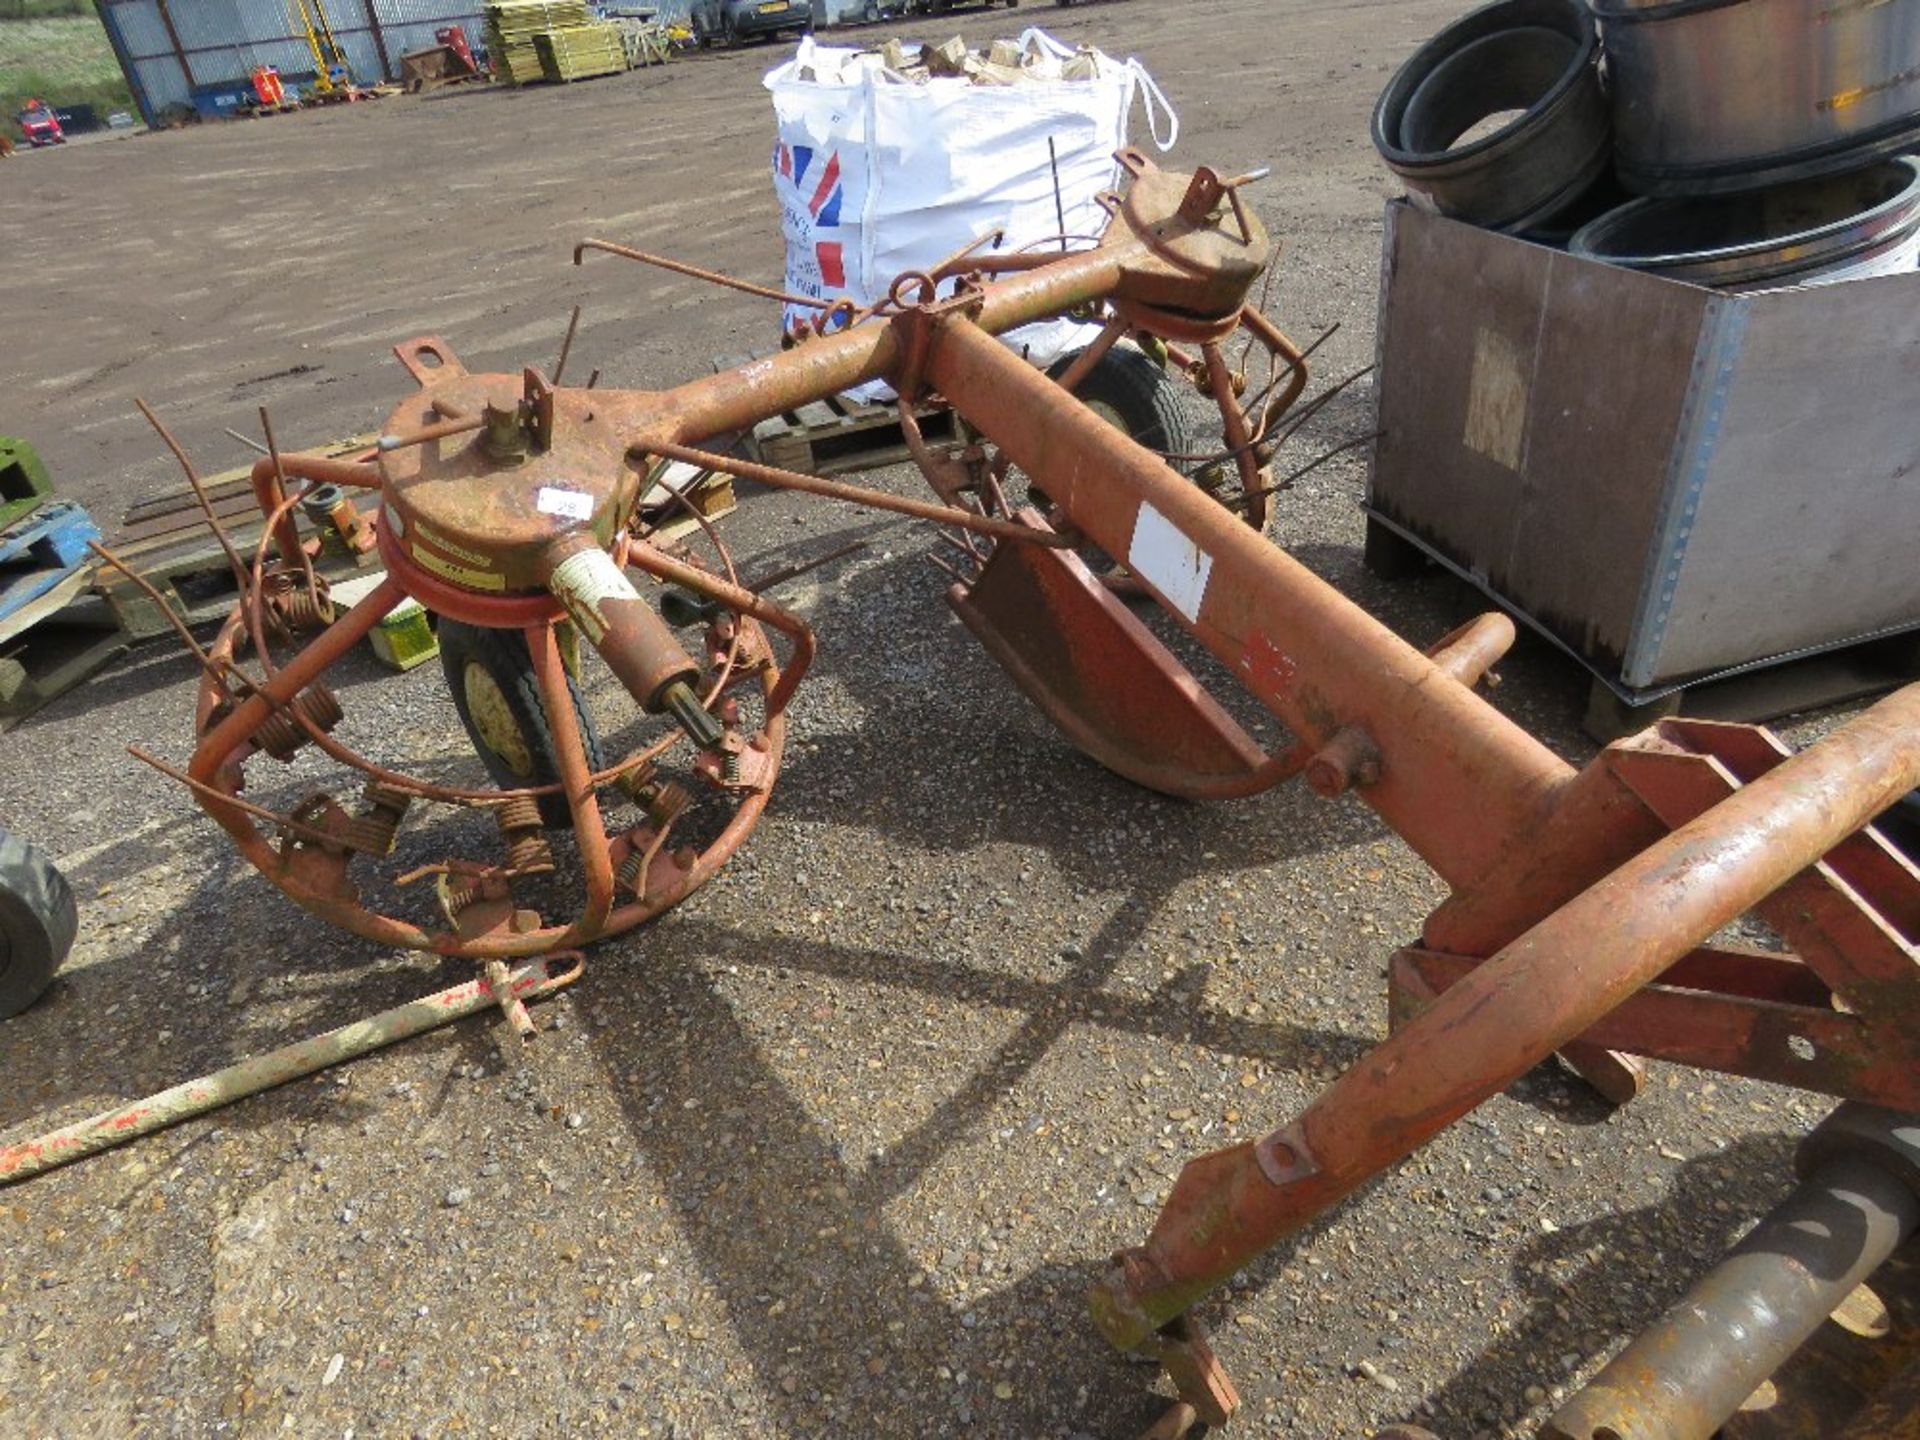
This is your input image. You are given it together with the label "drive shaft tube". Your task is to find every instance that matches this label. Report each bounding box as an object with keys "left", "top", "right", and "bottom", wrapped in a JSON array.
[
  {"left": 542, "top": 534, "right": 720, "bottom": 748},
  {"left": 1545, "top": 1103, "right": 1920, "bottom": 1440}
]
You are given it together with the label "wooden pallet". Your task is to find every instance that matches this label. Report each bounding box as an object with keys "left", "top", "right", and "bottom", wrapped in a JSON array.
[
  {"left": 715, "top": 355, "right": 964, "bottom": 477},
  {"left": 0, "top": 597, "right": 127, "bottom": 729},
  {"left": 0, "top": 500, "right": 125, "bottom": 727},
  {"left": 98, "top": 438, "right": 382, "bottom": 639},
  {"left": 1584, "top": 631, "right": 1920, "bottom": 742},
  {"left": 638, "top": 460, "right": 738, "bottom": 538},
  {"left": 0, "top": 501, "right": 97, "bottom": 631}
]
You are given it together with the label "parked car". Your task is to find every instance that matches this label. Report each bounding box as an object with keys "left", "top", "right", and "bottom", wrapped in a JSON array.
[
  {"left": 838, "top": 1, "right": 1018, "bottom": 24},
  {"left": 892, "top": 0, "right": 1021, "bottom": 12},
  {"left": 689, "top": 0, "right": 811, "bottom": 45},
  {"left": 16, "top": 101, "right": 65, "bottom": 149}
]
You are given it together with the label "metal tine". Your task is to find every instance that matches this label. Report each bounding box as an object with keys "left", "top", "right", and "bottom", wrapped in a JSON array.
[
  {"left": 135, "top": 397, "right": 251, "bottom": 598},
  {"left": 1157, "top": 323, "right": 1345, "bottom": 469},
  {"left": 1229, "top": 430, "right": 1386, "bottom": 512},
  {"left": 927, "top": 552, "right": 976, "bottom": 586},
  {"left": 937, "top": 528, "right": 987, "bottom": 565},
  {"left": 127, "top": 745, "right": 340, "bottom": 847},
  {"left": 86, "top": 541, "right": 247, "bottom": 691},
  {"left": 553, "top": 304, "right": 583, "bottom": 385},
  {"left": 258, "top": 404, "right": 323, "bottom": 607},
  {"left": 1266, "top": 363, "right": 1376, "bottom": 451}
]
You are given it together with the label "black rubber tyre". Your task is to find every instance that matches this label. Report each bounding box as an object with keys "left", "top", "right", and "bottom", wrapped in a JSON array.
[
  {"left": 1047, "top": 344, "right": 1197, "bottom": 460},
  {"left": 0, "top": 830, "right": 78, "bottom": 1020},
  {"left": 1370, "top": 0, "right": 1609, "bottom": 232},
  {"left": 439, "top": 621, "right": 606, "bottom": 830}
]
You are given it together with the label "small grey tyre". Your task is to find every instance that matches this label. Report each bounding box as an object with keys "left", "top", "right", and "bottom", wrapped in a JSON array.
[
  {"left": 0, "top": 830, "right": 77, "bottom": 1020},
  {"left": 1046, "top": 344, "right": 1198, "bottom": 461}
]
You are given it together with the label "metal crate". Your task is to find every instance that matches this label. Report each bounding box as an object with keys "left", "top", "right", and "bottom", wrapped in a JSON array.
[{"left": 1367, "top": 200, "right": 1920, "bottom": 719}]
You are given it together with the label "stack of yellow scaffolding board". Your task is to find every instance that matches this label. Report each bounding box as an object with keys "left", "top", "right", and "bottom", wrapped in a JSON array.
[
  {"left": 533, "top": 21, "right": 629, "bottom": 82},
  {"left": 484, "top": 0, "right": 592, "bottom": 85}
]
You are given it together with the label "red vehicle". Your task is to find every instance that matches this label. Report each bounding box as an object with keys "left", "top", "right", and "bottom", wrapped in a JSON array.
[{"left": 17, "top": 100, "right": 64, "bottom": 148}]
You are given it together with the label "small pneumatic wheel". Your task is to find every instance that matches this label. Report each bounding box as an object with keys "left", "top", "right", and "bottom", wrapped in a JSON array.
[
  {"left": 440, "top": 621, "right": 607, "bottom": 830},
  {"left": 1046, "top": 344, "right": 1198, "bottom": 463},
  {"left": 0, "top": 829, "right": 78, "bottom": 1020},
  {"left": 1031, "top": 344, "right": 1203, "bottom": 553}
]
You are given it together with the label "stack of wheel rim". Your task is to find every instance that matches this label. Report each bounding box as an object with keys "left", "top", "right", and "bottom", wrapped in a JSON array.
[{"left": 1371, "top": 0, "right": 1920, "bottom": 289}]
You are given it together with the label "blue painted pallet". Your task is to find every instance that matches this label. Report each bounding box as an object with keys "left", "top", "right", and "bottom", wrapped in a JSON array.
[{"left": 0, "top": 500, "right": 101, "bottom": 630}]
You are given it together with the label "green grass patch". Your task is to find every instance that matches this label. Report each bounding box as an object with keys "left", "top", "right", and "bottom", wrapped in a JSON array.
[
  {"left": 0, "top": 0, "right": 96, "bottom": 18},
  {"left": 0, "top": 13, "right": 133, "bottom": 138}
]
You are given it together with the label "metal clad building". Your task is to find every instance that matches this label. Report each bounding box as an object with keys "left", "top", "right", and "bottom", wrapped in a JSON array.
[{"left": 98, "top": 0, "right": 491, "bottom": 125}]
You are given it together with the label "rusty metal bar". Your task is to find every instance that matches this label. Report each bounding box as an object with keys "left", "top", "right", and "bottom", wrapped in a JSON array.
[
  {"left": 1238, "top": 305, "right": 1309, "bottom": 427},
  {"left": 1049, "top": 315, "right": 1129, "bottom": 396},
  {"left": 189, "top": 574, "right": 406, "bottom": 803},
  {"left": 1544, "top": 1102, "right": 1920, "bottom": 1440},
  {"left": 1394, "top": 946, "right": 1919, "bottom": 1108},
  {"left": 639, "top": 439, "right": 1070, "bottom": 550},
  {"left": 1201, "top": 338, "right": 1263, "bottom": 517},
  {"left": 645, "top": 247, "right": 1129, "bottom": 447},
  {"left": 526, "top": 620, "right": 616, "bottom": 937},
  {"left": 1090, "top": 685, "right": 1920, "bottom": 1349},
  {"left": 376, "top": 414, "right": 485, "bottom": 452},
  {"left": 576, "top": 238, "right": 842, "bottom": 312},
  {"left": 624, "top": 538, "right": 817, "bottom": 719},
  {"left": 135, "top": 398, "right": 252, "bottom": 597},
  {"left": 1426, "top": 612, "right": 1514, "bottom": 687},
  {"left": 0, "top": 954, "right": 581, "bottom": 1185},
  {"left": 920, "top": 313, "right": 1572, "bottom": 889}
]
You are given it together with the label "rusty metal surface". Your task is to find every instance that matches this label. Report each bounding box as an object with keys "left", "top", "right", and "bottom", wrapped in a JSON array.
[
  {"left": 946, "top": 510, "right": 1285, "bottom": 800},
  {"left": 1728, "top": 1251, "right": 1920, "bottom": 1440},
  {"left": 104, "top": 149, "right": 1920, "bottom": 1433},
  {"left": 1090, "top": 686, "right": 1920, "bottom": 1351},
  {"left": 0, "top": 954, "right": 581, "bottom": 1185},
  {"left": 922, "top": 306, "right": 1571, "bottom": 891}
]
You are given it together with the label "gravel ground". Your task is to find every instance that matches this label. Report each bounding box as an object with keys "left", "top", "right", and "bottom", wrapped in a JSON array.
[{"left": 0, "top": 3, "right": 1866, "bottom": 1437}]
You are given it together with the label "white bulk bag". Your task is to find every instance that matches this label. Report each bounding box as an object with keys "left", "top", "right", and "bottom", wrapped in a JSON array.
[{"left": 764, "top": 28, "right": 1178, "bottom": 394}]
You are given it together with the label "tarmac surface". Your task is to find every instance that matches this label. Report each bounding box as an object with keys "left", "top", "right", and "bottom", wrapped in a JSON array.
[{"left": 0, "top": 2, "right": 1856, "bottom": 1437}]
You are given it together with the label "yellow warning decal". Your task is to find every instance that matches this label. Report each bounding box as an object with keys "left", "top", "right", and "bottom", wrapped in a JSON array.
[
  {"left": 412, "top": 542, "right": 506, "bottom": 591},
  {"left": 413, "top": 522, "right": 494, "bottom": 569}
]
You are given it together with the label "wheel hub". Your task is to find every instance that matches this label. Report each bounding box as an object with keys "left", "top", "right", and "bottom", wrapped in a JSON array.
[{"left": 462, "top": 661, "right": 535, "bottom": 776}]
